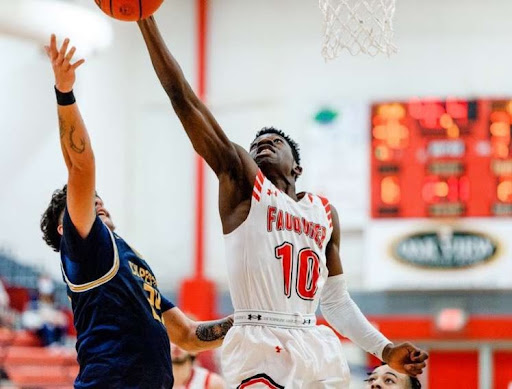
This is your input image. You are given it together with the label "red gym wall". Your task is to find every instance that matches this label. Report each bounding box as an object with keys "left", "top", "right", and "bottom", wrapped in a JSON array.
[
  {"left": 495, "top": 351, "right": 512, "bottom": 388},
  {"left": 428, "top": 351, "right": 478, "bottom": 388},
  {"left": 354, "top": 315, "right": 512, "bottom": 388}
]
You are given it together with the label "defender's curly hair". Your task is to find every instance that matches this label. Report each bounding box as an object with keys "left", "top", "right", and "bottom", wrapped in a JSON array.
[
  {"left": 253, "top": 127, "right": 301, "bottom": 165},
  {"left": 41, "top": 185, "right": 68, "bottom": 252}
]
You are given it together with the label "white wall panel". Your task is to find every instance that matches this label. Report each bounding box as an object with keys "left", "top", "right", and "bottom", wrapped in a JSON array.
[{"left": 1, "top": 0, "right": 512, "bottom": 291}]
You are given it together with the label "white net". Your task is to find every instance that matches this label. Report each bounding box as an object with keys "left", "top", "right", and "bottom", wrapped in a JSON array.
[{"left": 319, "top": 0, "right": 397, "bottom": 60}]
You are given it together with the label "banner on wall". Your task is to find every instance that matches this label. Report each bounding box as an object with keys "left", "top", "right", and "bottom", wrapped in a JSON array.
[{"left": 364, "top": 219, "right": 510, "bottom": 290}]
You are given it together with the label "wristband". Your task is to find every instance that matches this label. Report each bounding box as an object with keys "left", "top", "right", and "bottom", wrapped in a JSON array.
[{"left": 54, "top": 86, "right": 76, "bottom": 106}]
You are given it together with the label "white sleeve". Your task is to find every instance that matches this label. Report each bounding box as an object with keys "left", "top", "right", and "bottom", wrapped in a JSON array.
[{"left": 320, "top": 274, "right": 392, "bottom": 360}]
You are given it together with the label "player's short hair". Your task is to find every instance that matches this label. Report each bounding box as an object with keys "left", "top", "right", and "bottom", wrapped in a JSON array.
[
  {"left": 253, "top": 127, "right": 301, "bottom": 166},
  {"left": 410, "top": 377, "right": 422, "bottom": 389},
  {"left": 41, "top": 185, "right": 68, "bottom": 252}
]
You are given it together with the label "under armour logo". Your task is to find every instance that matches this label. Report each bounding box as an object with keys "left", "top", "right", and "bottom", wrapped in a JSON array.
[
  {"left": 248, "top": 314, "right": 262, "bottom": 320},
  {"left": 275, "top": 346, "right": 282, "bottom": 353},
  {"left": 267, "top": 189, "right": 278, "bottom": 197},
  {"left": 302, "top": 319, "right": 311, "bottom": 325}
]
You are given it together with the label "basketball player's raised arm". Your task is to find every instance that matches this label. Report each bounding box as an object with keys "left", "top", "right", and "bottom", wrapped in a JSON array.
[
  {"left": 321, "top": 205, "right": 428, "bottom": 377},
  {"left": 137, "top": 17, "right": 246, "bottom": 177},
  {"left": 45, "top": 35, "right": 95, "bottom": 238},
  {"left": 162, "top": 307, "right": 233, "bottom": 352}
]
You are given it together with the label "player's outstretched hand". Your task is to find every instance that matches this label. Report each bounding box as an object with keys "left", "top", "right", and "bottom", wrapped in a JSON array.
[
  {"left": 44, "top": 34, "right": 85, "bottom": 93},
  {"left": 383, "top": 342, "right": 428, "bottom": 377}
]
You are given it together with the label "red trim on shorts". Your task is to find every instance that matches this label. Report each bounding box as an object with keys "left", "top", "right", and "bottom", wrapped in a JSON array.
[
  {"left": 237, "top": 373, "right": 284, "bottom": 389},
  {"left": 240, "top": 378, "right": 278, "bottom": 388}
]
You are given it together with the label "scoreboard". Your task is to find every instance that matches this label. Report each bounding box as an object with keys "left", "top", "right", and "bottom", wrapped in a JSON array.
[{"left": 371, "top": 98, "right": 512, "bottom": 218}]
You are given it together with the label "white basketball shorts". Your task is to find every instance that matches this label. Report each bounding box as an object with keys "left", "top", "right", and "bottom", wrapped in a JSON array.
[{"left": 221, "top": 311, "right": 350, "bottom": 388}]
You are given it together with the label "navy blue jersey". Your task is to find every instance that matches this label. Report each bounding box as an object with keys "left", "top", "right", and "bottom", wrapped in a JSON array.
[{"left": 60, "top": 209, "right": 174, "bottom": 389}]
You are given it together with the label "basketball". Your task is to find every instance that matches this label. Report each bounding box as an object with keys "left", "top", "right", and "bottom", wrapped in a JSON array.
[{"left": 94, "top": 0, "right": 164, "bottom": 21}]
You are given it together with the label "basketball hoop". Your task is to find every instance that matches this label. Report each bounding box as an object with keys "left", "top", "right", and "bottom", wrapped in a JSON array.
[{"left": 319, "top": 0, "right": 397, "bottom": 60}]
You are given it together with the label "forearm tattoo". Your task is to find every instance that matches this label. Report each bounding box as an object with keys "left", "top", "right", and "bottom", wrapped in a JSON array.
[
  {"left": 69, "top": 125, "right": 86, "bottom": 154},
  {"left": 195, "top": 317, "right": 234, "bottom": 342},
  {"left": 58, "top": 115, "right": 86, "bottom": 154},
  {"left": 58, "top": 116, "right": 66, "bottom": 139}
]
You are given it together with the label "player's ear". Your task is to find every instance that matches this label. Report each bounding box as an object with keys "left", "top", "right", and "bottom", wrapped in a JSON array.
[
  {"left": 293, "top": 163, "right": 303, "bottom": 180},
  {"left": 57, "top": 224, "right": 64, "bottom": 236}
]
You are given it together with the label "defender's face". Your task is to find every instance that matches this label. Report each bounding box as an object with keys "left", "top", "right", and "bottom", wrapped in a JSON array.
[
  {"left": 249, "top": 134, "right": 295, "bottom": 171},
  {"left": 57, "top": 196, "right": 115, "bottom": 237},
  {"left": 95, "top": 197, "right": 115, "bottom": 231},
  {"left": 365, "top": 366, "right": 411, "bottom": 389}
]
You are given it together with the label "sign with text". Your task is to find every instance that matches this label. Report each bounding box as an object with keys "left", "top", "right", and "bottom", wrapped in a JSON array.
[{"left": 365, "top": 219, "right": 510, "bottom": 290}]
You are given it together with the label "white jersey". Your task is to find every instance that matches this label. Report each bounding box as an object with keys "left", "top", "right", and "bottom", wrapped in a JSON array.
[
  {"left": 224, "top": 170, "right": 333, "bottom": 315},
  {"left": 221, "top": 171, "right": 350, "bottom": 388}
]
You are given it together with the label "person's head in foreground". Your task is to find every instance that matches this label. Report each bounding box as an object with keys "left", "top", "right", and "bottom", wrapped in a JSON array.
[
  {"left": 171, "top": 342, "right": 196, "bottom": 384},
  {"left": 171, "top": 342, "right": 225, "bottom": 389},
  {"left": 365, "top": 364, "right": 421, "bottom": 389}
]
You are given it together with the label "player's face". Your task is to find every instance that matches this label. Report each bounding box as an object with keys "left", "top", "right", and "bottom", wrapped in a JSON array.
[
  {"left": 249, "top": 134, "right": 296, "bottom": 175},
  {"left": 170, "top": 343, "right": 193, "bottom": 384},
  {"left": 365, "top": 365, "right": 412, "bottom": 389},
  {"left": 95, "top": 196, "right": 115, "bottom": 231},
  {"left": 171, "top": 343, "right": 189, "bottom": 360}
]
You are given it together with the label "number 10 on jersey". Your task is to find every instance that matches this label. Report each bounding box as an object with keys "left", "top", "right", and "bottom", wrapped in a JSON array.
[{"left": 275, "top": 242, "right": 321, "bottom": 300}]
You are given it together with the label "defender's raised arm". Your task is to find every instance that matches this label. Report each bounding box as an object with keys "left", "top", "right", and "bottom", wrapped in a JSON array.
[{"left": 45, "top": 35, "right": 95, "bottom": 239}]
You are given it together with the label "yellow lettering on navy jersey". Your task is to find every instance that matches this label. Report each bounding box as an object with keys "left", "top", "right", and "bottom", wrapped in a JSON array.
[
  {"left": 129, "top": 262, "right": 138, "bottom": 276},
  {"left": 129, "top": 261, "right": 158, "bottom": 287},
  {"left": 128, "top": 261, "right": 164, "bottom": 323},
  {"left": 143, "top": 283, "right": 164, "bottom": 323}
]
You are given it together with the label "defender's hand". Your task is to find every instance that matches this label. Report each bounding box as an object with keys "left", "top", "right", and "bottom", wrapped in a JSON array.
[
  {"left": 44, "top": 34, "right": 85, "bottom": 93},
  {"left": 382, "top": 342, "right": 428, "bottom": 377}
]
